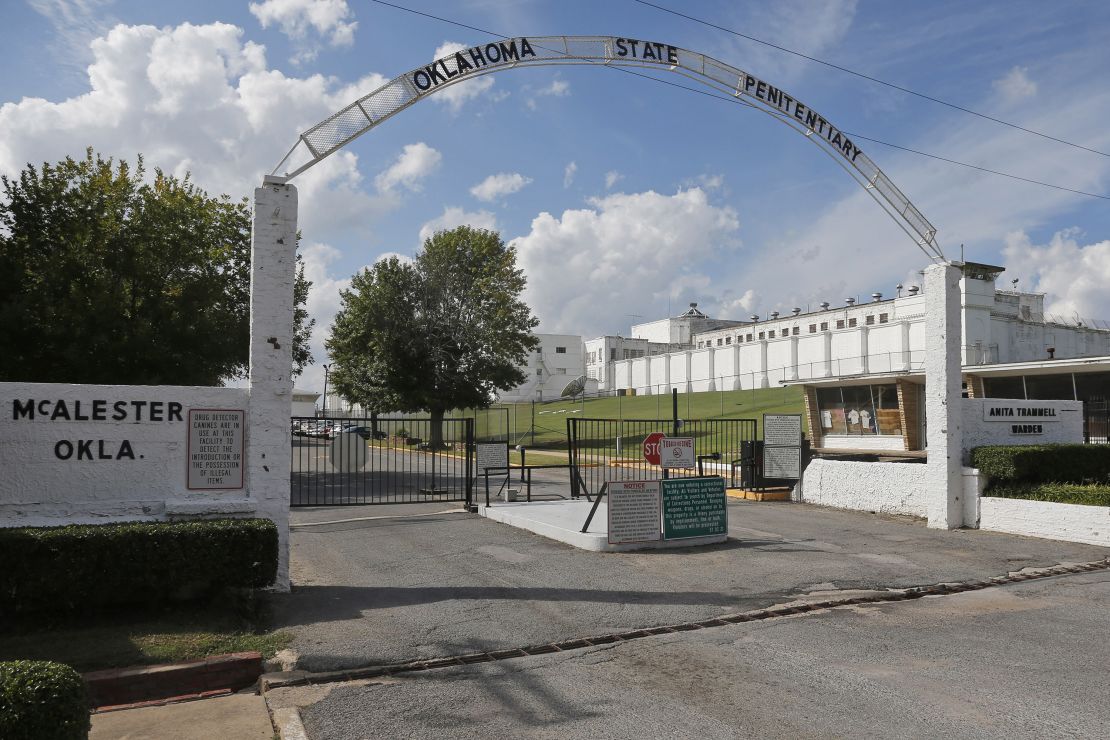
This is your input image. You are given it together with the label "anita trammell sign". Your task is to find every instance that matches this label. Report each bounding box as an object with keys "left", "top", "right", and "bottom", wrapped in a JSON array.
[{"left": 982, "top": 401, "right": 1064, "bottom": 436}]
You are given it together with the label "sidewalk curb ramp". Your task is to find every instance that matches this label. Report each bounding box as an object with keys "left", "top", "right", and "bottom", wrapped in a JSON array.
[{"left": 84, "top": 651, "right": 262, "bottom": 709}]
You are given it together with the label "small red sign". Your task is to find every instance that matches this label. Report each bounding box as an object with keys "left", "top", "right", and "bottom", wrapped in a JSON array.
[{"left": 643, "top": 432, "right": 666, "bottom": 465}]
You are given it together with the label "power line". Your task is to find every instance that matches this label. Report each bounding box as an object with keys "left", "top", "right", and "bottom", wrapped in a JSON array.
[
  {"left": 631, "top": 0, "right": 1110, "bottom": 159},
  {"left": 363, "top": 0, "right": 1108, "bottom": 201}
]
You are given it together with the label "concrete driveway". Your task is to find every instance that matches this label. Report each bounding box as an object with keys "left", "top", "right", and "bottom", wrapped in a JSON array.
[
  {"left": 269, "top": 568, "right": 1110, "bottom": 739},
  {"left": 272, "top": 499, "right": 1110, "bottom": 674}
]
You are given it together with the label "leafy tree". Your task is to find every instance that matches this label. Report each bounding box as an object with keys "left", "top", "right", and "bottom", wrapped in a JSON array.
[
  {"left": 0, "top": 150, "right": 313, "bottom": 385},
  {"left": 327, "top": 226, "right": 539, "bottom": 447}
]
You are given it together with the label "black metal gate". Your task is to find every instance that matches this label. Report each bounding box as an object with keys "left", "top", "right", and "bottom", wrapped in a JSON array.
[
  {"left": 1085, "top": 402, "right": 1109, "bottom": 444},
  {"left": 291, "top": 416, "right": 474, "bottom": 506},
  {"left": 567, "top": 417, "right": 758, "bottom": 498}
]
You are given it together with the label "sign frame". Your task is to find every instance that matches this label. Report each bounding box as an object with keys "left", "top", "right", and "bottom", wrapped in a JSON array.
[
  {"left": 661, "top": 476, "right": 727, "bottom": 540},
  {"left": 186, "top": 407, "right": 246, "bottom": 490},
  {"left": 607, "top": 479, "right": 663, "bottom": 545},
  {"left": 660, "top": 436, "right": 695, "bottom": 469},
  {"left": 475, "top": 441, "right": 510, "bottom": 475},
  {"left": 762, "top": 413, "right": 803, "bottom": 480}
]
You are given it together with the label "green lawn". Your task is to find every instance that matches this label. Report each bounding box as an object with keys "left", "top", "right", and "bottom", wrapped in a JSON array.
[
  {"left": 0, "top": 603, "right": 291, "bottom": 673},
  {"left": 462, "top": 385, "right": 804, "bottom": 449}
]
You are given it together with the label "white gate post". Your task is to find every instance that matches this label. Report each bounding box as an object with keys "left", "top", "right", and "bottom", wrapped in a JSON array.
[
  {"left": 248, "top": 176, "right": 298, "bottom": 590},
  {"left": 924, "top": 262, "right": 964, "bottom": 529}
]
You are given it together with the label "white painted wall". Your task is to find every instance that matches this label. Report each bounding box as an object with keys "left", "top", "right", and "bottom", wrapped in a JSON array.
[
  {"left": 961, "top": 399, "right": 1082, "bottom": 456},
  {"left": 821, "top": 435, "right": 905, "bottom": 451},
  {"left": 0, "top": 383, "right": 251, "bottom": 524},
  {"left": 796, "top": 459, "right": 928, "bottom": 517},
  {"left": 499, "top": 334, "right": 585, "bottom": 402},
  {"left": 980, "top": 497, "right": 1110, "bottom": 547}
]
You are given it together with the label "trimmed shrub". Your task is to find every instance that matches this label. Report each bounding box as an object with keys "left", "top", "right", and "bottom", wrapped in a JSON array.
[
  {"left": 969, "top": 444, "right": 1110, "bottom": 485},
  {"left": 0, "top": 518, "right": 277, "bottom": 617},
  {"left": 0, "top": 661, "right": 89, "bottom": 739},
  {"left": 986, "top": 482, "right": 1110, "bottom": 507}
]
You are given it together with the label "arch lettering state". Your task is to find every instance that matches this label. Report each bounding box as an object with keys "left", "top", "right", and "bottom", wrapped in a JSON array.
[{"left": 272, "top": 36, "right": 942, "bottom": 261}]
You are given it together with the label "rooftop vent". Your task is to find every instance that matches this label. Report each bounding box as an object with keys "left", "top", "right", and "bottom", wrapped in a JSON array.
[
  {"left": 871, "top": 293, "right": 883, "bottom": 302},
  {"left": 846, "top": 298, "right": 856, "bottom": 306},
  {"left": 750, "top": 314, "right": 759, "bottom": 322},
  {"left": 908, "top": 286, "right": 920, "bottom": 296},
  {"left": 792, "top": 307, "right": 801, "bottom": 316},
  {"left": 770, "top": 311, "right": 780, "bottom": 319},
  {"left": 819, "top": 302, "right": 830, "bottom": 310}
]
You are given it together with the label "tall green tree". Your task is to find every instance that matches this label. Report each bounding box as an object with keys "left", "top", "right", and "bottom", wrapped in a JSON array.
[
  {"left": 0, "top": 150, "right": 313, "bottom": 385},
  {"left": 327, "top": 226, "right": 539, "bottom": 447}
]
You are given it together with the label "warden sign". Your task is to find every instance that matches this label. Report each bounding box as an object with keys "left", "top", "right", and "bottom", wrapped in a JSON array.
[{"left": 982, "top": 401, "right": 1062, "bottom": 436}]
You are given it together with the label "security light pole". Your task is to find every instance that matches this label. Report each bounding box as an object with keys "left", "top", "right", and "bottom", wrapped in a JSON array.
[{"left": 322, "top": 364, "right": 331, "bottom": 418}]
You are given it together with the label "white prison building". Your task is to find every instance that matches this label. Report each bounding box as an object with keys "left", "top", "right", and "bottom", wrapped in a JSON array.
[{"left": 597, "top": 263, "right": 1110, "bottom": 395}]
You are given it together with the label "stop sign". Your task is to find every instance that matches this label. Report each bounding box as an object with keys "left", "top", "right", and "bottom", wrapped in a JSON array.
[{"left": 643, "top": 432, "right": 666, "bottom": 465}]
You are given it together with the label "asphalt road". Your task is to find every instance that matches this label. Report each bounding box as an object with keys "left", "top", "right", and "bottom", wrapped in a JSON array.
[
  {"left": 273, "top": 499, "right": 1110, "bottom": 674},
  {"left": 270, "top": 569, "right": 1110, "bottom": 739}
]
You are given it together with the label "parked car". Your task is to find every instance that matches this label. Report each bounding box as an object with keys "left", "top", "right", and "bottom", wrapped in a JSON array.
[{"left": 335, "top": 425, "right": 382, "bottom": 441}]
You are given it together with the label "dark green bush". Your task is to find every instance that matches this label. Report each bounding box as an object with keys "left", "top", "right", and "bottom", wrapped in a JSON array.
[
  {"left": 0, "top": 661, "right": 89, "bottom": 739},
  {"left": 986, "top": 482, "right": 1110, "bottom": 507},
  {"left": 969, "top": 444, "right": 1110, "bottom": 485},
  {"left": 0, "top": 518, "right": 277, "bottom": 617}
]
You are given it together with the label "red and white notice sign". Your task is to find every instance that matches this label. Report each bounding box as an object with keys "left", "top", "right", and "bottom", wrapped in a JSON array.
[{"left": 607, "top": 479, "right": 662, "bottom": 545}]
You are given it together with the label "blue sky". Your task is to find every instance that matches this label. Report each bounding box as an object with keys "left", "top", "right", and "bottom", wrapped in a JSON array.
[{"left": 3, "top": 0, "right": 1110, "bottom": 393}]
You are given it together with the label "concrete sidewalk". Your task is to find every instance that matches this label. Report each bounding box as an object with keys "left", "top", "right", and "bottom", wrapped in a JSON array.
[{"left": 90, "top": 692, "right": 273, "bottom": 740}]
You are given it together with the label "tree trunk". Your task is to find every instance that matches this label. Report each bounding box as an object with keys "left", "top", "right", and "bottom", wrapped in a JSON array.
[{"left": 430, "top": 408, "right": 446, "bottom": 450}]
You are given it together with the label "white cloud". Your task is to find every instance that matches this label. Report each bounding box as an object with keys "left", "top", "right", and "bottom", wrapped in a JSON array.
[
  {"left": 0, "top": 19, "right": 442, "bottom": 388},
  {"left": 470, "top": 172, "right": 532, "bottom": 202},
  {"left": 373, "top": 143, "right": 442, "bottom": 193},
  {"left": 510, "top": 188, "right": 740, "bottom": 335},
  {"left": 1002, "top": 229, "right": 1110, "bottom": 321},
  {"left": 604, "top": 170, "right": 623, "bottom": 189},
  {"left": 714, "top": 45, "right": 1110, "bottom": 320},
  {"left": 418, "top": 206, "right": 498, "bottom": 244},
  {"left": 249, "top": 0, "right": 357, "bottom": 63},
  {"left": 992, "top": 66, "right": 1037, "bottom": 102},
  {"left": 428, "top": 41, "right": 496, "bottom": 113},
  {"left": 28, "top": 0, "right": 116, "bottom": 70},
  {"left": 563, "top": 161, "right": 577, "bottom": 188},
  {"left": 525, "top": 78, "right": 570, "bottom": 110},
  {"left": 721, "top": 0, "right": 858, "bottom": 83}
]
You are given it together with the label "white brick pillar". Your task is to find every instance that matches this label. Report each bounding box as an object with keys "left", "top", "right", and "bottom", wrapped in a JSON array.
[
  {"left": 643, "top": 355, "right": 652, "bottom": 395},
  {"left": 786, "top": 336, "right": 799, "bottom": 381},
  {"left": 757, "top": 340, "right": 769, "bottom": 388},
  {"left": 925, "top": 263, "right": 964, "bottom": 529},
  {"left": 731, "top": 344, "right": 742, "bottom": 390},
  {"left": 821, "top": 332, "right": 832, "bottom": 377},
  {"left": 706, "top": 348, "right": 717, "bottom": 392},
  {"left": 248, "top": 177, "right": 297, "bottom": 590},
  {"left": 684, "top": 351, "right": 693, "bottom": 393}
]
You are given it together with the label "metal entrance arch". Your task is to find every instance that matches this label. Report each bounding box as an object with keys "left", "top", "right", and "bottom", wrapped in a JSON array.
[{"left": 271, "top": 35, "right": 944, "bottom": 262}]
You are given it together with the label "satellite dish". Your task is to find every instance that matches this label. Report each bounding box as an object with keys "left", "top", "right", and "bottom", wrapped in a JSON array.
[{"left": 560, "top": 374, "right": 588, "bottom": 398}]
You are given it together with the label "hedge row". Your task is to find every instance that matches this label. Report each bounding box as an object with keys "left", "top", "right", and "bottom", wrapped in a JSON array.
[
  {"left": 0, "top": 661, "right": 89, "bottom": 740},
  {"left": 969, "top": 444, "right": 1110, "bottom": 485},
  {"left": 986, "top": 482, "right": 1110, "bottom": 508},
  {"left": 0, "top": 518, "right": 277, "bottom": 617}
]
